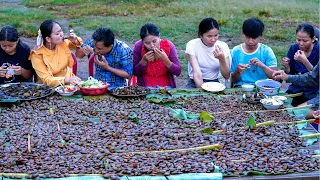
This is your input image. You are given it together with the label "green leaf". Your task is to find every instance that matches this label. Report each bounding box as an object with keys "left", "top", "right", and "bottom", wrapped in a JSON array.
[
  {"left": 83, "top": 95, "right": 105, "bottom": 101},
  {"left": 199, "top": 111, "right": 213, "bottom": 123},
  {"left": 49, "top": 108, "right": 55, "bottom": 115},
  {"left": 89, "top": 117, "right": 100, "bottom": 122},
  {"left": 104, "top": 160, "right": 109, "bottom": 170},
  {"left": 62, "top": 94, "right": 83, "bottom": 100},
  {"left": 199, "top": 127, "right": 213, "bottom": 134},
  {"left": 0, "top": 99, "right": 20, "bottom": 103},
  {"left": 129, "top": 112, "right": 137, "bottom": 119},
  {"left": 128, "top": 112, "right": 142, "bottom": 124},
  {"left": 246, "top": 113, "right": 256, "bottom": 128},
  {"left": 169, "top": 108, "right": 199, "bottom": 120}
]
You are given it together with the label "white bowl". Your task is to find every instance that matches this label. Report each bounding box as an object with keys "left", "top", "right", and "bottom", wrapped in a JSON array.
[
  {"left": 260, "top": 98, "right": 283, "bottom": 110},
  {"left": 55, "top": 85, "right": 77, "bottom": 96},
  {"left": 241, "top": 84, "right": 254, "bottom": 92}
]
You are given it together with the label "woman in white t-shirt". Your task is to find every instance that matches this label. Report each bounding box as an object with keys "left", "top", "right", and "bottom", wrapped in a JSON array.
[{"left": 185, "top": 17, "right": 231, "bottom": 88}]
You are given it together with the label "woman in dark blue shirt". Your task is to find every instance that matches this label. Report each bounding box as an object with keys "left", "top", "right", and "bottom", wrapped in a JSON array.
[
  {"left": 0, "top": 25, "right": 33, "bottom": 84},
  {"left": 282, "top": 24, "right": 319, "bottom": 106}
]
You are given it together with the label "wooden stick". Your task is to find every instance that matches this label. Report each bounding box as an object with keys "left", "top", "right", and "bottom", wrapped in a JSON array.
[
  {"left": 27, "top": 133, "right": 31, "bottom": 153},
  {"left": 299, "top": 133, "right": 320, "bottom": 138},
  {"left": 277, "top": 119, "right": 315, "bottom": 125},
  {"left": 57, "top": 122, "right": 60, "bottom": 131},
  {"left": 115, "top": 144, "right": 222, "bottom": 155}
]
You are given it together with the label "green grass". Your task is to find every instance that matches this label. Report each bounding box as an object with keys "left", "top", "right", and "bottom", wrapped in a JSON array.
[
  {"left": 3, "top": 0, "right": 318, "bottom": 74},
  {"left": 0, "top": 8, "right": 58, "bottom": 37}
]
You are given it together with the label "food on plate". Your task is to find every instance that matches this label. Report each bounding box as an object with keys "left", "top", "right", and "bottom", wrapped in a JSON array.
[
  {"left": 57, "top": 85, "right": 76, "bottom": 93},
  {"left": 261, "top": 98, "right": 282, "bottom": 106},
  {"left": 78, "top": 76, "right": 108, "bottom": 88},
  {"left": 112, "top": 86, "right": 150, "bottom": 96}
]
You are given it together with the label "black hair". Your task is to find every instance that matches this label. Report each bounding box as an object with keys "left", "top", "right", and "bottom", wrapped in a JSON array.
[
  {"left": 242, "top": 18, "right": 264, "bottom": 39},
  {"left": 0, "top": 25, "right": 20, "bottom": 43},
  {"left": 39, "top": 20, "right": 60, "bottom": 44},
  {"left": 140, "top": 23, "right": 160, "bottom": 40},
  {"left": 92, "top": 28, "right": 114, "bottom": 47},
  {"left": 296, "top": 24, "right": 315, "bottom": 39},
  {"left": 198, "top": 17, "right": 219, "bottom": 37}
]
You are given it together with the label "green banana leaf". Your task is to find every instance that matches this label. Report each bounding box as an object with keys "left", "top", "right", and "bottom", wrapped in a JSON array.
[
  {"left": 199, "top": 127, "right": 214, "bottom": 134},
  {"left": 246, "top": 113, "right": 256, "bottom": 128},
  {"left": 128, "top": 112, "right": 142, "bottom": 124},
  {"left": 169, "top": 108, "right": 199, "bottom": 120},
  {"left": 0, "top": 99, "right": 20, "bottom": 103},
  {"left": 167, "top": 173, "right": 223, "bottom": 180},
  {"left": 296, "top": 122, "right": 308, "bottom": 129},
  {"left": 299, "top": 130, "right": 318, "bottom": 146},
  {"left": 147, "top": 94, "right": 175, "bottom": 104},
  {"left": 127, "top": 176, "right": 167, "bottom": 180},
  {"left": 62, "top": 94, "right": 83, "bottom": 101},
  {"left": 83, "top": 95, "right": 105, "bottom": 101},
  {"left": 199, "top": 111, "right": 214, "bottom": 123},
  {"left": 89, "top": 117, "right": 100, "bottom": 123}
]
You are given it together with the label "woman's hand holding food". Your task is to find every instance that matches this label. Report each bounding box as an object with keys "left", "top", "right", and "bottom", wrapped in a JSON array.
[
  {"left": 142, "top": 51, "right": 155, "bottom": 65},
  {"left": 0, "top": 65, "right": 8, "bottom": 77},
  {"left": 213, "top": 45, "right": 225, "bottom": 62},
  {"left": 294, "top": 50, "right": 308, "bottom": 63},
  {"left": 65, "top": 76, "right": 81, "bottom": 85},
  {"left": 11, "top": 65, "right": 22, "bottom": 75}
]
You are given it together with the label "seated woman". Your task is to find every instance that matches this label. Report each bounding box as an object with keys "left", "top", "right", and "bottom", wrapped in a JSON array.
[
  {"left": 29, "top": 20, "right": 82, "bottom": 87},
  {"left": 133, "top": 23, "right": 181, "bottom": 88},
  {"left": 0, "top": 25, "right": 33, "bottom": 84},
  {"left": 185, "top": 17, "right": 231, "bottom": 88},
  {"left": 282, "top": 24, "right": 319, "bottom": 106}
]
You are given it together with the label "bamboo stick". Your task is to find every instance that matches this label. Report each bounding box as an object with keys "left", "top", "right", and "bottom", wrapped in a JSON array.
[
  {"left": 299, "top": 133, "right": 320, "bottom": 138},
  {"left": 57, "top": 122, "right": 60, "bottom": 131},
  {"left": 277, "top": 119, "right": 315, "bottom": 125},
  {"left": 27, "top": 133, "right": 31, "bottom": 153},
  {"left": 115, "top": 144, "right": 222, "bottom": 155},
  {"left": 283, "top": 92, "right": 303, "bottom": 98}
]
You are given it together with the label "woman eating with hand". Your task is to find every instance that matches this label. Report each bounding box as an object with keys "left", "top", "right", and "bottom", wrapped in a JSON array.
[
  {"left": 133, "top": 23, "right": 181, "bottom": 88},
  {"left": 281, "top": 24, "right": 319, "bottom": 106},
  {"left": 29, "top": 20, "right": 83, "bottom": 87},
  {"left": 0, "top": 25, "right": 33, "bottom": 84},
  {"left": 185, "top": 17, "right": 231, "bottom": 88}
]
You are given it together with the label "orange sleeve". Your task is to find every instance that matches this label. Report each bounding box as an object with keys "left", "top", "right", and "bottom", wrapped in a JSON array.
[{"left": 30, "top": 52, "right": 66, "bottom": 87}]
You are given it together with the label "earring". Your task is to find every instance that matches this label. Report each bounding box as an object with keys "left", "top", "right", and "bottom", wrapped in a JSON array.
[{"left": 49, "top": 42, "right": 52, "bottom": 50}]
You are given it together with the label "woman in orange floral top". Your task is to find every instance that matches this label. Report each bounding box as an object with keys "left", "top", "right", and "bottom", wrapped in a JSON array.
[
  {"left": 133, "top": 23, "right": 181, "bottom": 88},
  {"left": 29, "top": 20, "right": 83, "bottom": 87}
]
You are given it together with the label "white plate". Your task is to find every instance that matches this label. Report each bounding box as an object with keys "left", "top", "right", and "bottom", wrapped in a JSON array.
[
  {"left": 55, "top": 86, "right": 77, "bottom": 96},
  {"left": 201, "top": 82, "right": 226, "bottom": 92}
]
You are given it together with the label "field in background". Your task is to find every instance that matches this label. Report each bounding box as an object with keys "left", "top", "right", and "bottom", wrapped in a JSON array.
[{"left": 0, "top": 0, "right": 319, "bottom": 77}]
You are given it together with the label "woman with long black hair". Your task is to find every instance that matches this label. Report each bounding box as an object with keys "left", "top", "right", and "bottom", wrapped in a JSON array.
[{"left": 0, "top": 25, "right": 33, "bottom": 84}]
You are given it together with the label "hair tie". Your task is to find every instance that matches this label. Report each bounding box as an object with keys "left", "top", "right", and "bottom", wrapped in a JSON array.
[{"left": 36, "top": 29, "right": 43, "bottom": 49}]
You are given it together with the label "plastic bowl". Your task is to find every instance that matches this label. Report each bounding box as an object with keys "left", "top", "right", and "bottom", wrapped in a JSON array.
[
  {"left": 260, "top": 98, "right": 283, "bottom": 110},
  {"left": 79, "top": 84, "right": 110, "bottom": 96},
  {"left": 241, "top": 84, "right": 254, "bottom": 92},
  {"left": 55, "top": 85, "right": 77, "bottom": 96},
  {"left": 255, "top": 79, "right": 281, "bottom": 96},
  {"left": 272, "top": 96, "right": 287, "bottom": 102}
]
